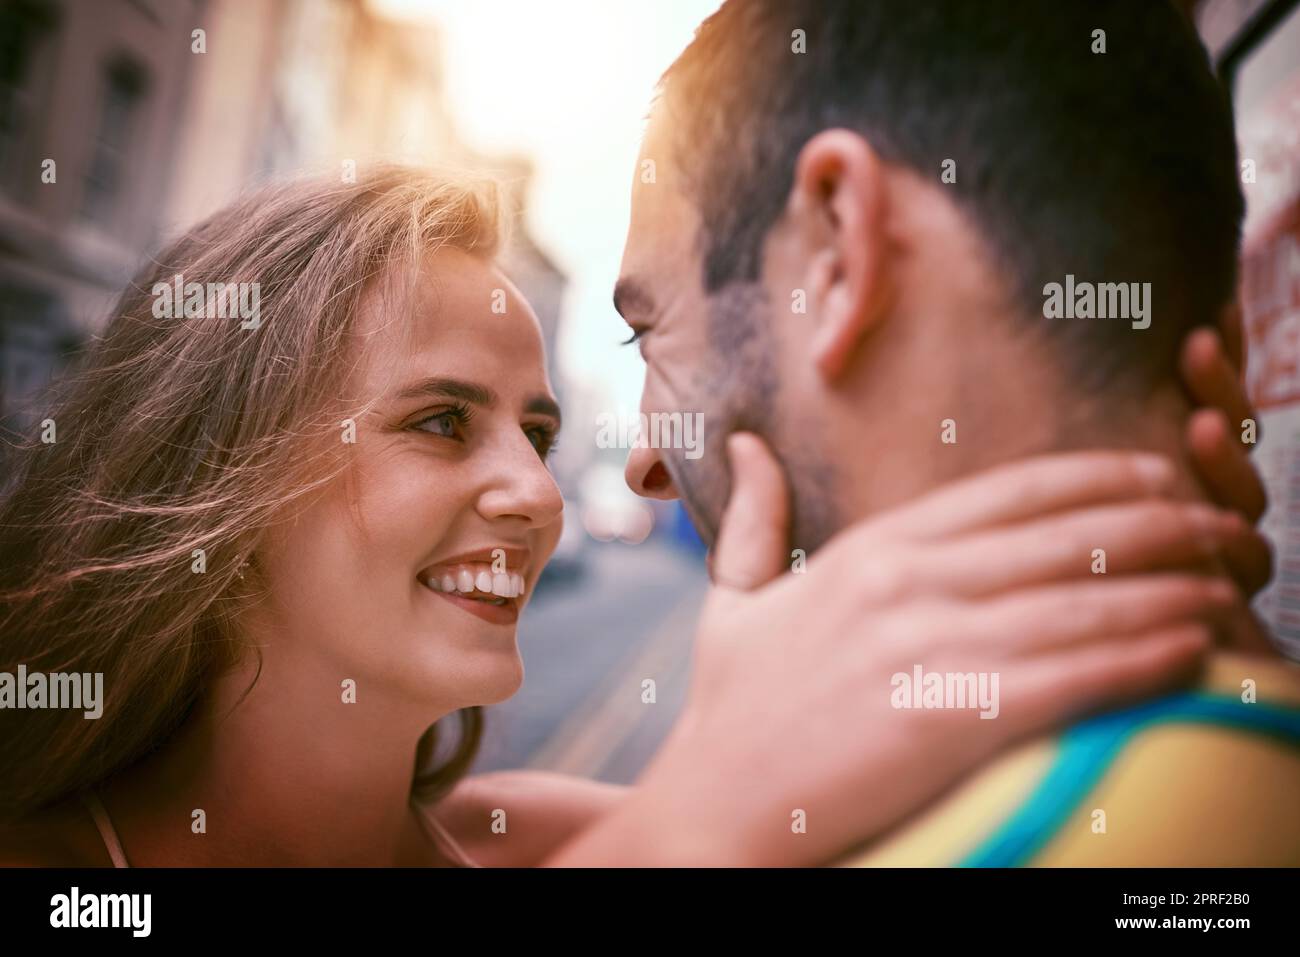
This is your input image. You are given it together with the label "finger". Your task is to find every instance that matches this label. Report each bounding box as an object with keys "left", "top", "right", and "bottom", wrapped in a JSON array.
[
  {"left": 708, "top": 432, "right": 792, "bottom": 590},
  {"left": 1186, "top": 407, "right": 1268, "bottom": 523},
  {"left": 1180, "top": 326, "right": 1255, "bottom": 432},
  {"left": 910, "top": 500, "right": 1246, "bottom": 597},
  {"left": 1211, "top": 513, "right": 1272, "bottom": 596},
  {"left": 853, "top": 451, "right": 1176, "bottom": 545},
  {"left": 999, "top": 625, "right": 1210, "bottom": 734},
  {"left": 964, "top": 575, "right": 1236, "bottom": 656}
]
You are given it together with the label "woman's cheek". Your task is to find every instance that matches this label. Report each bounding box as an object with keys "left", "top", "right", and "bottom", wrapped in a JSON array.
[
  {"left": 536, "top": 512, "right": 565, "bottom": 569},
  {"left": 356, "top": 453, "right": 464, "bottom": 576}
]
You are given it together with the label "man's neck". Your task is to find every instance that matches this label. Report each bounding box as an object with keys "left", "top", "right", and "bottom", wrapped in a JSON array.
[
  {"left": 833, "top": 378, "right": 1210, "bottom": 538},
  {"left": 1038, "top": 385, "right": 1209, "bottom": 504}
]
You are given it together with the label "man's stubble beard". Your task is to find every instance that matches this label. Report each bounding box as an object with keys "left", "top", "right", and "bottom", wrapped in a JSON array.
[{"left": 667, "top": 281, "right": 843, "bottom": 558}]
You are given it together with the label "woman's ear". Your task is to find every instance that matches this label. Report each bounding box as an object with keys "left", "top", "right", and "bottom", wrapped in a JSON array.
[{"left": 781, "top": 129, "right": 892, "bottom": 383}]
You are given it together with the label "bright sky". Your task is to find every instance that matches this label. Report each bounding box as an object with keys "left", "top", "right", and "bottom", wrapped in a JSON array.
[{"left": 370, "top": 0, "right": 723, "bottom": 412}]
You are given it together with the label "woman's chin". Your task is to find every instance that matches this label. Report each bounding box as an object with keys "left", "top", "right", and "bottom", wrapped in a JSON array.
[
  {"left": 400, "top": 641, "right": 525, "bottom": 707},
  {"left": 461, "top": 654, "right": 525, "bottom": 706}
]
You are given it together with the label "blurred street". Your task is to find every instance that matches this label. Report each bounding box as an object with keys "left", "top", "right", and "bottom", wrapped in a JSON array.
[{"left": 474, "top": 539, "right": 707, "bottom": 785}]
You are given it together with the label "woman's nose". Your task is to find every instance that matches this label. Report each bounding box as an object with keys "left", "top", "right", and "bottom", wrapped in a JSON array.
[{"left": 476, "top": 434, "right": 564, "bottom": 528}]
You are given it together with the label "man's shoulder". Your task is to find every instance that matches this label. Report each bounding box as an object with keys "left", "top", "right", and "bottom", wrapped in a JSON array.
[{"left": 837, "top": 652, "right": 1300, "bottom": 867}]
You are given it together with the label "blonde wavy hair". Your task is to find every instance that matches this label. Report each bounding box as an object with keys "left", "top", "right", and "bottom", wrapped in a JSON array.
[{"left": 0, "top": 163, "right": 505, "bottom": 820}]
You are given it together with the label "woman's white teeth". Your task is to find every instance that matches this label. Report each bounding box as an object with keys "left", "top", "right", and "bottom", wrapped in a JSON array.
[{"left": 426, "top": 567, "right": 525, "bottom": 599}]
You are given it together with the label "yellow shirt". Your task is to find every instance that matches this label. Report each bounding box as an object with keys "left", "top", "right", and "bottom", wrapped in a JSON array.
[{"left": 836, "top": 652, "right": 1300, "bottom": 866}]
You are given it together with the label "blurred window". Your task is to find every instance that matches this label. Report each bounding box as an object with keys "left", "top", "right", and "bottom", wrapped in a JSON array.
[
  {"left": 0, "top": 0, "right": 58, "bottom": 194},
  {"left": 0, "top": 282, "right": 76, "bottom": 433},
  {"left": 79, "top": 56, "right": 148, "bottom": 227}
]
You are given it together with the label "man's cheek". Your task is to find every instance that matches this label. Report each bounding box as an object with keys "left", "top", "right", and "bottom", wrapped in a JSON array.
[
  {"left": 646, "top": 339, "right": 703, "bottom": 408},
  {"left": 667, "top": 441, "right": 730, "bottom": 540}
]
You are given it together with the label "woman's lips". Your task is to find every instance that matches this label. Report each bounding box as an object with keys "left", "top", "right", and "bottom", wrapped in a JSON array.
[{"left": 426, "top": 587, "right": 520, "bottom": 625}]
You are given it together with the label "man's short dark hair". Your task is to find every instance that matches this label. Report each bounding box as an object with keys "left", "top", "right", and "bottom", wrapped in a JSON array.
[{"left": 660, "top": 0, "right": 1244, "bottom": 390}]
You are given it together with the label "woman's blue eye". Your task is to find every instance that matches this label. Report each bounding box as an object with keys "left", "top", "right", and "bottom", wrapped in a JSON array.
[
  {"left": 424, "top": 414, "right": 457, "bottom": 436},
  {"left": 528, "top": 428, "right": 558, "bottom": 459},
  {"left": 413, "top": 408, "right": 468, "bottom": 438}
]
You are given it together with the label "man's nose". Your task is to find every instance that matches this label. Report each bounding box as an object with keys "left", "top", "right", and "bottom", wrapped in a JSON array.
[{"left": 625, "top": 443, "right": 680, "bottom": 500}]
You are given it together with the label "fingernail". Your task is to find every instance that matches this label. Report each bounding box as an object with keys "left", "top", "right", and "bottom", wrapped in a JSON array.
[
  {"left": 1210, "top": 578, "right": 1237, "bottom": 602},
  {"left": 1134, "top": 454, "right": 1174, "bottom": 488},
  {"left": 1198, "top": 509, "right": 1244, "bottom": 552},
  {"left": 1220, "top": 510, "right": 1247, "bottom": 534}
]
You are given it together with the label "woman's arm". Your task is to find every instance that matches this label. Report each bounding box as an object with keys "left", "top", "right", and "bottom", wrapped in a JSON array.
[
  {"left": 438, "top": 770, "right": 629, "bottom": 867},
  {"left": 541, "top": 444, "right": 1258, "bottom": 867},
  {"left": 546, "top": 325, "right": 1273, "bottom": 868},
  {"left": 536, "top": 324, "right": 1273, "bottom": 869}
]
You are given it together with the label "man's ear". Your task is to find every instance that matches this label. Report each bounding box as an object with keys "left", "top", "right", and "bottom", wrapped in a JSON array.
[{"left": 783, "top": 129, "right": 891, "bottom": 382}]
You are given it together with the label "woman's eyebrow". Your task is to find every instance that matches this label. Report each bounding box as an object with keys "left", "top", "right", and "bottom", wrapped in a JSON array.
[
  {"left": 396, "top": 376, "right": 495, "bottom": 406},
  {"left": 525, "top": 396, "right": 562, "bottom": 427},
  {"left": 396, "top": 375, "right": 561, "bottom": 426}
]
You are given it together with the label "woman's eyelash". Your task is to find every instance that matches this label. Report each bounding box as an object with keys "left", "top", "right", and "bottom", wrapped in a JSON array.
[
  {"left": 412, "top": 402, "right": 475, "bottom": 436},
  {"left": 620, "top": 328, "right": 646, "bottom": 346},
  {"left": 527, "top": 424, "right": 560, "bottom": 459}
]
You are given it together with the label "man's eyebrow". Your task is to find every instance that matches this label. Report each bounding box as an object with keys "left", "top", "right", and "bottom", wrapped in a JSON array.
[
  {"left": 613, "top": 276, "right": 655, "bottom": 321},
  {"left": 395, "top": 376, "right": 496, "bottom": 407}
]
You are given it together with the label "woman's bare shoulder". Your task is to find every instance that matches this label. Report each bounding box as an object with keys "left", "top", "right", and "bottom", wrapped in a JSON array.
[{"left": 433, "top": 770, "right": 630, "bottom": 867}]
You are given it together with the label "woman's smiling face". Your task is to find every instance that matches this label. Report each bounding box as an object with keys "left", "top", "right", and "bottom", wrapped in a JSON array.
[{"left": 251, "top": 246, "right": 564, "bottom": 709}]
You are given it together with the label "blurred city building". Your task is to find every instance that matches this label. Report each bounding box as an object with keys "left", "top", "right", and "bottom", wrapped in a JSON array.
[
  {"left": 1, "top": 0, "right": 202, "bottom": 434},
  {"left": 1201, "top": 0, "right": 1300, "bottom": 660},
  {"left": 0, "top": 0, "right": 566, "bottom": 437}
]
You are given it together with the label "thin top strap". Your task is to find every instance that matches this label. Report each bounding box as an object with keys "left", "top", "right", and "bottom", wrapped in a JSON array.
[
  {"left": 80, "top": 788, "right": 475, "bottom": 868},
  {"left": 80, "top": 790, "right": 129, "bottom": 868},
  {"left": 412, "top": 798, "right": 482, "bottom": 868}
]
